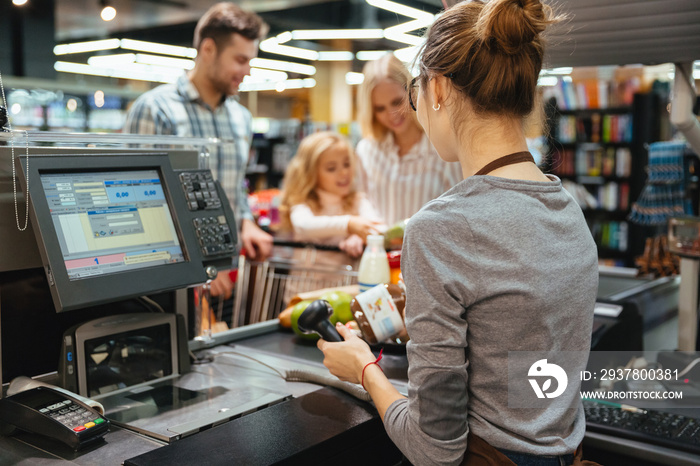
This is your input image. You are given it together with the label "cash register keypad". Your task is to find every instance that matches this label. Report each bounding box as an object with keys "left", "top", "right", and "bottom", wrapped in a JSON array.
[
  {"left": 178, "top": 170, "right": 236, "bottom": 258},
  {"left": 39, "top": 399, "right": 105, "bottom": 432},
  {"left": 179, "top": 171, "right": 222, "bottom": 211},
  {"left": 194, "top": 215, "right": 236, "bottom": 257}
]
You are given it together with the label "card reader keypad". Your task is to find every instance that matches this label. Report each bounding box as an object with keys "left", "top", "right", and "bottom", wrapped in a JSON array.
[{"left": 39, "top": 399, "right": 105, "bottom": 432}]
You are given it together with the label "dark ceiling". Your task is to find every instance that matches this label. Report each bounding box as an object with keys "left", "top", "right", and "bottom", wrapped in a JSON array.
[
  {"left": 56, "top": 0, "right": 443, "bottom": 44},
  {"left": 47, "top": 0, "right": 700, "bottom": 70},
  {"left": 52, "top": 0, "right": 446, "bottom": 75}
]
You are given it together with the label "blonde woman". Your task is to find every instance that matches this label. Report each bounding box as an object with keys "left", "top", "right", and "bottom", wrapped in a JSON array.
[
  {"left": 355, "top": 54, "right": 462, "bottom": 226},
  {"left": 279, "top": 131, "right": 384, "bottom": 258}
]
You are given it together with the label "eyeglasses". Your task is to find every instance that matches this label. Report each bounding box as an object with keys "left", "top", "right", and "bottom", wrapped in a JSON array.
[
  {"left": 406, "top": 77, "right": 418, "bottom": 112},
  {"left": 405, "top": 73, "right": 454, "bottom": 112}
]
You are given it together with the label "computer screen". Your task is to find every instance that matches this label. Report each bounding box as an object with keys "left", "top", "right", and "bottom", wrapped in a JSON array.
[
  {"left": 18, "top": 153, "right": 210, "bottom": 312},
  {"left": 40, "top": 169, "right": 185, "bottom": 280}
]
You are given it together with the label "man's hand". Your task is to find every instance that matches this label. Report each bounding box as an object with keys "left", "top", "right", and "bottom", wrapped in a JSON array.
[
  {"left": 241, "top": 218, "right": 273, "bottom": 260},
  {"left": 209, "top": 270, "right": 234, "bottom": 299}
]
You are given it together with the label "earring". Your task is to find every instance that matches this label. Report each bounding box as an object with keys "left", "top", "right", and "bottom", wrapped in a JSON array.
[{"left": 432, "top": 103, "right": 440, "bottom": 111}]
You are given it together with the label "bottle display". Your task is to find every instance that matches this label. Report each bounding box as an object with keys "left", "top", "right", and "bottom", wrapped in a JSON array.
[{"left": 357, "top": 234, "right": 390, "bottom": 293}]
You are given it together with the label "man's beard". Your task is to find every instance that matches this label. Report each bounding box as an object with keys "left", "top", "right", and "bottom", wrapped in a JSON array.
[{"left": 210, "top": 71, "right": 238, "bottom": 98}]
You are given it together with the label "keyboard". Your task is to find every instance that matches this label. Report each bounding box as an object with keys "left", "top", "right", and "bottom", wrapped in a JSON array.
[{"left": 583, "top": 399, "right": 700, "bottom": 455}]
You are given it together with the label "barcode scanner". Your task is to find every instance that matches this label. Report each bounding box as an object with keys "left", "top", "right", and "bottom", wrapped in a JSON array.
[{"left": 298, "top": 299, "right": 344, "bottom": 342}]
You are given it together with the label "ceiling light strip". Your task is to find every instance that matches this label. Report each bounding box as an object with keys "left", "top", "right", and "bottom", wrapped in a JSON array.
[
  {"left": 345, "top": 72, "right": 365, "bottom": 85},
  {"left": 248, "top": 68, "right": 288, "bottom": 81},
  {"left": 366, "top": 0, "right": 434, "bottom": 22},
  {"left": 120, "top": 39, "right": 197, "bottom": 58},
  {"left": 249, "top": 58, "right": 316, "bottom": 75},
  {"left": 87, "top": 53, "right": 196, "bottom": 70},
  {"left": 54, "top": 39, "right": 121, "bottom": 55},
  {"left": 356, "top": 50, "right": 390, "bottom": 61},
  {"left": 134, "top": 53, "right": 195, "bottom": 70},
  {"left": 317, "top": 51, "right": 354, "bottom": 61},
  {"left": 239, "top": 78, "right": 316, "bottom": 93},
  {"left": 384, "top": 19, "right": 432, "bottom": 46},
  {"left": 393, "top": 45, "right": 421, "bottom": 64},
  {"left": 87, "top": 53, "right": 136, "bottom": 66},
  {"left": 537, "top": 76, "right": 558, "bottom": 87},
  {"left": 54, "top": 61, "right": 177, "bottom": 84},
  {"left": 291, "top": 29, "right": 384, "bottom": 40},
  {"left": 260, "top": 37, "right": 319, "bottom": 61}
]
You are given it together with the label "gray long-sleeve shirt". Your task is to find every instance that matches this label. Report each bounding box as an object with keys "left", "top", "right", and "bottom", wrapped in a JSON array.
[{"left": 384, "top": 174, "right": 598, "bottom": 466}]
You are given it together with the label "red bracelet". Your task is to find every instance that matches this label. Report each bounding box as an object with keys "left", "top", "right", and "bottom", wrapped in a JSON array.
[{"left": 361, "top": 348, "right": 384, "bottom": 390}]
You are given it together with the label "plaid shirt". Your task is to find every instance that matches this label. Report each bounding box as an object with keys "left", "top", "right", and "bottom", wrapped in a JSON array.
[{"left": 124, "top": 74, "right": 253, "bottom": 223}]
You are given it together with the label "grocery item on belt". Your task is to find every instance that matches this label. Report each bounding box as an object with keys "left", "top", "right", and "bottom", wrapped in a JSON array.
[
  {"left": 351, "top": 283, "right": 406, "bottom": 345},
  {"left": 384, "top": 218, "right": 409, "bottom": 251}
]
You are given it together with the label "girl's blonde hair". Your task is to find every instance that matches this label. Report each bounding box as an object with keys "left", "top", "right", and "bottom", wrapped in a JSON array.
[
  {"left": 279, "top": 132, "right": 357, "bottom": 231},
  {"left": 357, "top": 54, "right": 421, "bottom": 140}
]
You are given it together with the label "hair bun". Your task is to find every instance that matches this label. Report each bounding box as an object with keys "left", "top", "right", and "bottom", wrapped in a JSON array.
[{"left": 476, "top": 0, "right": 550, "bottom": 55}]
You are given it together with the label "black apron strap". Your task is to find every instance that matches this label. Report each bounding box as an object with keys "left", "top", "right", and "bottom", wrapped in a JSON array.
[{"left": 474, "top": 151, "right": 535, "bottom": 176}]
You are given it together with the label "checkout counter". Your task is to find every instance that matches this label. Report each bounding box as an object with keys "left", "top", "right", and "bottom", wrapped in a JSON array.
[
  {"left": 0, "top": 135, "right": 407, "bottom": 465},
  {"left": 592, "top": 270, "right": 680, "bottom": 352},
  {"left": 0, "top": 321, "right": 408, "bottom": 465},
  {"left": 0, "top": 135, "right": 697, "bottom": 465},
  {"left": 3, "top": 319, "right": 700, "bottom": 466}
]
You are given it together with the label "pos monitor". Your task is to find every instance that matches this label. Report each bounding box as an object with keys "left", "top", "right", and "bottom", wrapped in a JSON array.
[{"left": 15, "top": 153, "right": 225, "bottom": 312}]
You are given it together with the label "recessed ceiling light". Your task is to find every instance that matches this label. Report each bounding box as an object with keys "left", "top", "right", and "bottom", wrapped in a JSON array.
[{"left": 101, "top": 6, "right": 117, "bottom": 22}]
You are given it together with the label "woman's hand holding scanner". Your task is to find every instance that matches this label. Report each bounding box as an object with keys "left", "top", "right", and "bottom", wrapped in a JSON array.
[
  {"left": 318, "top": 322, "right": 405, "bottom": 423},
  {"left": 348, "top": 216, "right": 382, "bottom": 241},
  {"left": 317, "top": 324, "right": 375, "bottom": 384},
  {"left": 297, "top": 299, "right": 343, "bottom": 342}
]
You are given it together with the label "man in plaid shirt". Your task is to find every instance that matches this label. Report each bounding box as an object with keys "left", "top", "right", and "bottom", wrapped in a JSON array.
[{"left": 125, "top": 2, "right": 272, "bottom": 298}]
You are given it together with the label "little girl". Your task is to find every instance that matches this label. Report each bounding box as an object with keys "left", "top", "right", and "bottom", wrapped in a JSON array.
[{"left": 279, "top": 131, "right": 384, "bottom": 258}]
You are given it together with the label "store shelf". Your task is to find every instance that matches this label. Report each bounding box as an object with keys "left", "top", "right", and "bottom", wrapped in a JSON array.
[
  {"left": 582, "top": 209, "right": 630, "bottom": 217},
  {"left": 558, "top": 106, "right": 632, "bottom": 115},
  {"left": 555, "top": 141, "right": 632, "bottom": 148},
  {"left": 548, "top": 92, "right": 663, "bottom": 267}
]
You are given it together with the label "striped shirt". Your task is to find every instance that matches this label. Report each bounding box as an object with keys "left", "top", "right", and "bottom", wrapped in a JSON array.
[
  {"left": 355, "top": 132, "right": 463, "bottom": 226},
  {"left": 124, "top": 74, "right": 253, "bottom": 224}
]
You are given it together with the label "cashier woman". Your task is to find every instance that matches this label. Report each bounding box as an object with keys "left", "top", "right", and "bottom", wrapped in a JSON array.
[{"left": 318, "top": 1, "right": 600, "bottom": 465}]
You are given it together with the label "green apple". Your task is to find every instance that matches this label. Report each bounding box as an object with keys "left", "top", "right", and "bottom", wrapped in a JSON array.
[
  {"left": 384, "top": 218, "right": 408, "bottom": 250},
  {"left": 290, "top": 300, "right": 319, "bottom": 340},
  {"left": 320, "top": 290, "right": 354, "bottom": 324}
]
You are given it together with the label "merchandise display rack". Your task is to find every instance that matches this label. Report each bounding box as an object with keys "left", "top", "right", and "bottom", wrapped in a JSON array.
[{"left": 547, "top": 92, "right": 663, "bottom": 266}]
